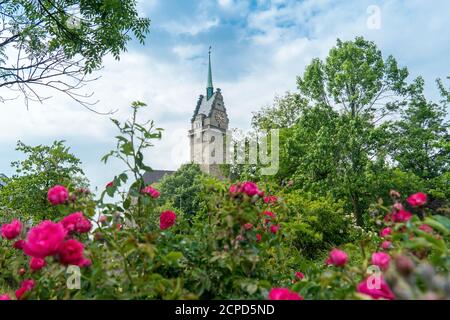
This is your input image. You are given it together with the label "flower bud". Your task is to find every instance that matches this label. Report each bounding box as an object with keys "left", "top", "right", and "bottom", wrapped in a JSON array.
[{"left": 395, "top": 255, "right": 414, "bottom": 276}]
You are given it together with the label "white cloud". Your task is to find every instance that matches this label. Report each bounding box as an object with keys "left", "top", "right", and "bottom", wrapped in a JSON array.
[
  {"left": 1, "top": 0, "right": 449, "bottom": 191},
  {"left": 172, "top": 44, "right": 205, "bottom": 60},
  {"left": 162, "top": 18, "right": 219, "bottom": 36},
  {"left": 218, "top": 0, "right": 233, "bottom": 8}
]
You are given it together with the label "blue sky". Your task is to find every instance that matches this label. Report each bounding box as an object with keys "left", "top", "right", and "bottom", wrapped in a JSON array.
[{"left": 0, "top": 0, "right": 449, "bottom": 192}]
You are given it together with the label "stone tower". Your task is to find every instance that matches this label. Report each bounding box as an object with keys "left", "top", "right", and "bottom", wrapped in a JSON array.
[{"left": 189, "top": 47, "right": 229, "bottom": 177}]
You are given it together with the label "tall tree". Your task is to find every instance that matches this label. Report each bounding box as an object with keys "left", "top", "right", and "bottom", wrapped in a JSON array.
[
  {"left": 390, "top": 77, "right": 449, "bottom": 180},
  {"left": 0, "top": 0, "right": 150, "bottom": 109}
]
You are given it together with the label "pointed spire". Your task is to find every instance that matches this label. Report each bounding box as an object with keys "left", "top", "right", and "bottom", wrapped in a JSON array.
[{"left": 206, "top": 46, "right": 214, "bottom": 100}]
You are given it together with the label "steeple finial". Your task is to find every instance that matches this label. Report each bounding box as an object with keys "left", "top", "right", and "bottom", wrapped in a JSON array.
[{"left": 206, "top": 46, "right": 214, "bottom": 100}]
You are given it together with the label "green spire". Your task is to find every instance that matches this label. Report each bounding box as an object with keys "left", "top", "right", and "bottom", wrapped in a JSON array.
[{"left": 206, "top": 46, "right": 214, "bottom": 100}]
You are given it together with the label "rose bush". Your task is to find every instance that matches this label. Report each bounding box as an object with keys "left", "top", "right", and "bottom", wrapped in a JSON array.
[{"left": 0, "top": 102, "right": 448, "bottom": 300}]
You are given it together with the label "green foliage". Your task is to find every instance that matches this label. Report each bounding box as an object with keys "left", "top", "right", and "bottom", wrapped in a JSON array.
[
  {"left": 0, "top": 0, "right": 150, "bottom": 106},
  {"left": 100, "top": 101, "right": 163, "bottom": 231},
  {"left": 0, "top": 140, "right": 88, "bottom": 220},
  {"left": 390, "top": 77, "right": 449, "bottom": 181},
  {"left": 282, "top": 191, "right": 363, "bottom": 258},
  {"left": 157, "top": 164, "right": 206, "bottom": 216}
]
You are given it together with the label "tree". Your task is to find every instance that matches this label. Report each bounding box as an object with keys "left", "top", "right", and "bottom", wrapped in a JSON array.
[
  {"left": 0, "top": 0, "right": 150, "bottom": 109},
  {"left": 157, "top": 164, "right": 207, "bottom": 216},
  {"left": 251, "top": 93, "right": 305, "bottom": 130},
  {"left": 390, "top": 77, "right": 449, "bottom": 180},
  {"left": 0, "top": 140, "right": 88, "bottom": 220},
  {"left": 250, "top": 37, "right": 409, "bottom": 224}
]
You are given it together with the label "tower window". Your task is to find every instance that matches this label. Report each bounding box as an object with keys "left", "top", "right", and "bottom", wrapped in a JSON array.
[
  {"left": 210, "top": 136, "right": 215, "bottom": 143},
  {"left": 211, "top": 149, "right": 215, "bottom": 157}
]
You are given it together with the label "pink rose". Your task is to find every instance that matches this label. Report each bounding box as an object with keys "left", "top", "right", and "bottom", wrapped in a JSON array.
[
  {"left": 407, "top": 192, "right": 427, "bottom": 207},
  {"left": 326, "top": 248, "right": 348, "bottom": 267},
  {"left": 256, "top": 234, "right": 262, "bottom": 242},
  {"left": 99, "top": 215, "right": 108, "bottom": 223},
  {"left": 15, "top": 279, "right": 35, "bottom": 300},
  {"left": 160, "top": 211, "right": 176, "bottom": 230},
  {"left": 229, "top": 184, "right": 241, "bottom": 194},
  {"left": 392, "top": 209, "right": 412, "bottom": 223},
  {"left": 243, "top": 223, "right": 253, "bottom": 230},
  {"left": 106, "top": 181, "right": 114, "bottom": 188},
  {"left": 141, "top": 186, "right": 161, "bottom": 199},
  {"left": 295, "top": 271, "right": 305, "bottom": 280},
  {"left": 371, "top": 252, "right": 391, "bottom": 271},
  {"left": 1, "top": 219, "right": 22, "bottom": 240},
  {"left": 357, "top": 276, "right": 395, "bottom": 300},
  {"left": 418, "top": 224, "right": 433, "bottom": 233},
  {"left": 380, "top": 227, "right": 392, "bottom": 238},
  {"left": 30, "top": 257, "right": 46, "bottom": 271},
  {"left": 47, "top": 185, "right": 69, "bottom": 205},
  {"left": 380, "top": 241, "right": 392, "bottom": 250},
  {"left": 13, "top": 239, "right": 26, "bottom": 250},
  {"left": 59, "top": 239, "right": 85, "bottom": 266},
  {"left": 263, "top": 211, "right": 276, "bottom": 224},
  {"left": 268, "top": 288, "right": 303, "bottom": 300},
  {"left": 263, "top": 195, "right": 278, "bottom": 204},
  {"left": 60, "top": 212, "right": 92, "bottom": 233},
  {"left": 24, "top": 221, "right": 67, "bottom": 258},
  {"left": 241, "top": 181, "right": 259, "bottom": 197},
  {"left": 0, "top": 294, "right": 11, "bottom": 300},
  {"left": 270, "top": 224, "right": 280, "bottom": 234}
]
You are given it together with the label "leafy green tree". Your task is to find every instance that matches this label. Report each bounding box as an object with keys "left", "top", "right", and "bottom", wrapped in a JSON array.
[
  {"left": 253, "top": 37, "right": 409, "bottom": 224},
  {"left": 0, "top": 140, "right": 88, "bottom": 220},
  {"left": 390, "top": 77, "right": 449, "bottom": 180},
  {"left": 0, "top": 0, "right": 150, "bottom": 108},
  {"left": 157, "top": 164, "right": 207, "bottom": 216},
  {"left": 251, "top": 93, "right": 305, "bottom": 130}
]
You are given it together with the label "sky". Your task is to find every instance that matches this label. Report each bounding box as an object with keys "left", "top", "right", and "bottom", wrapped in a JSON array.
[{"left": 0, "top": 0, "right": 449, "bottom": 192}]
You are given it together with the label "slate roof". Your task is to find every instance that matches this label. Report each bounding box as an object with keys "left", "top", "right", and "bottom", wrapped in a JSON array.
[{"left": 143, "top": 170, "right": 174, "bottom": 185}]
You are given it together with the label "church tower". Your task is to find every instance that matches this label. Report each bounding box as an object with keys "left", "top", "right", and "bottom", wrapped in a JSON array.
[{"left": 189, "top": 47, "right": 229, "bottom": 177}]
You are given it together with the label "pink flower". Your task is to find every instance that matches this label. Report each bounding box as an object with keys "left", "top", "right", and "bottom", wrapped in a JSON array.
[
  {"left": 418, "top": 224, "right": 433, "bottom": 233},
  {"left": 325, "top": 248, "right": 348, "bottom": 267},
  {"left": 241, "top": 181, "right": 259, "bottom": 197},
  {"left": 270, "top": 224, "right": 280, "bottom": 234},
  {"left": 141, "top": 186, "right": 160, "bottom": 199},
  {"left": 1, "top": 219, "right": 22, "bottom": 240},
  {"left": 256, "top": 234, "right": 262, "bottom": 242},
  {"left": 13, "top": 240, "right": 26, "bottom": 250},
  {"left": 380, "top": 227, "right": 392, "bottom": 238},
  {"left": 243, "top": 223, "right": 253, "bottom": 230},
  {"left": 268, "top": 288, "right": 303, "bottom": 300},
  {"left": 229, "top": 184, "right": 241, "bottom": 194},
  {"left": 380, "top": 241, "right": 392, "bottom": 250},
  {"left": 15, "top": 279, "right": 35, "bottom": 300},
  {"left": 47, "top": 185, "right": 69, "bottom": 205},
  {"left": 99, "top": 215, "right": 107, "bottom": 223},
  {"left": 24, "top": 221, "right": 67, "bottom": 258},
  {"left": 160, "top": 211, "right": 176, "bottom": 230},
  {"left": 0, "top": 294, "right": 11, "bottom": 300},
  {"left": 60, "top": 212, "right": 92, "bottom": 234},
  {"left": 392, "top": 202, "right": 404, "bottom": 211},
  {"left": 106, "top": 181, "right": 114, "bottom": 188},
  {"left": 392, "top": 209, "right": 412, "bottom": 223},
  {"left": 357, "top": 276, "right": 395, "bottom": 300},
  {"left": 263, "top": 195, "right": 278, "bottom": 204},
  {"left": 371, "top": 252, "right": 391, "bottom": 271},
  {"left": 59, "top": 239, "right": 86, "bottom": 266},
  {"left": 30, "top": 257, "right": 46, "bottom": 271},
  {"left": 263, "top": 211, "right": 276, "bottom": 224},
  {"left": 79, "top": 258, "right": 92, "bottom": 267},
  {"left": 407, "top": 192, "right": 427, "bottom": 207},
  {"left": 295, "top": 271, "right": 305, "bottom": 280}
]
